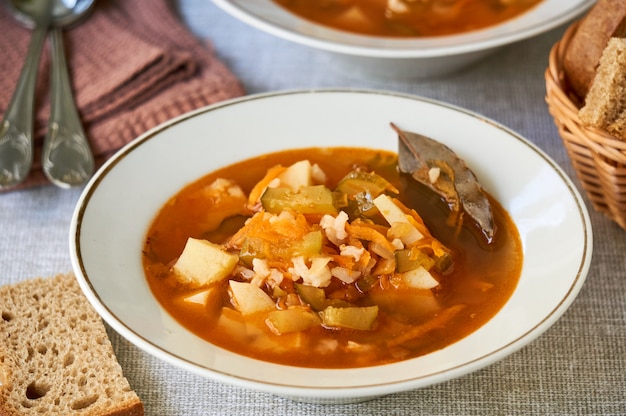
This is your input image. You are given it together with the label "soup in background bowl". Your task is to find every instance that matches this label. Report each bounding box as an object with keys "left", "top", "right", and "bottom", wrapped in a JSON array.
[
  {"left": 210, "top": 0, "right": 594, "bottom": 78},
  {"left": 70, "top": 90, "right": 591, "bottom": 403},
  {"left": 272, "top": 0, "right": 544, "bottom": 38}
]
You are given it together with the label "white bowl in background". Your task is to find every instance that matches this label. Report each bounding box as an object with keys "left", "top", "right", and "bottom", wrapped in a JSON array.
[
  {"left": 211, "top": 0, "right": 594, "bottom": 78},
  {"left": 70, "top": 90, "right": 592, "bottom": 403}
]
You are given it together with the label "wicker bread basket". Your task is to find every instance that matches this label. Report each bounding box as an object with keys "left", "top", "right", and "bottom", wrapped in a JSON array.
[{"left": 545, "top": 21, "right": 626, "bottom": 230}]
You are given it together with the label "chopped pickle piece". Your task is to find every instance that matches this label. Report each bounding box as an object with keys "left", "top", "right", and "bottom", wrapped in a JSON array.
[
  {"left": 355, "top": 274, "right": 379, "bottom": 293},
  {"left": 395, "top": 246, "right": 436, "bottom": 273},
  {"left": 295, "top": 283, "right": 328, "bottom": 311},
  {"left": 295, "top": 282, "right": 353, "bottom": 310},
  {"left": 240, "top": 231, "right": 322, "bottom": 265},
  {"left": 321, "top": 305, "right": 379, "bottom": 330},
  {"left": 337, "top": 171, "right": 397, "bottom": 219},
  {"left": 332, "top": 190, "right": 349, "bottom": 210},
  {"left": 239, "top": 237, "right": 270, "bottom": 266},
  {"left": 261, "top": 185, "right": 338, "bottom": 215},
  {"left": 293, "top": 230, "right": 323, "bottom": 257},
  {"left": 273, "top": 285, "right": 288, "bottom": 299},
  {"left": 435, "top": 251, "right": 454, "bottom": 274},
  {"left": 265, "top": 307, "right": 321, "bottom": 335},
  {"left": 336, "top": 170, "right": 395, "bottom": 198},
  {"left": 350, "top": 192, "right": 378, "bottom": 218}
]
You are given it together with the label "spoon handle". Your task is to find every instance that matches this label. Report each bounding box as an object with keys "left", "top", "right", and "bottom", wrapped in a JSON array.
[
  {"left": 0, "top": 25, "right": 47, "bottom": 189},
  {"left": 42, "top": 27, "right": 94, "bottom": 188}
]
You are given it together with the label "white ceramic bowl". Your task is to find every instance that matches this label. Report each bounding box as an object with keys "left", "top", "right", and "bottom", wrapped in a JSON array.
[
  {"left": 70, "top": 90, "right": 592, "bottom": 404},
  {"left": 211, "top": 0, "right": 594, "bottom": 79}
]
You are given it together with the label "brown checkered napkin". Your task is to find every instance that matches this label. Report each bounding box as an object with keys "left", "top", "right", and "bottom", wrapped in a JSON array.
[{"left": 0, "top": 0, "right": 244, "bottom": 191}]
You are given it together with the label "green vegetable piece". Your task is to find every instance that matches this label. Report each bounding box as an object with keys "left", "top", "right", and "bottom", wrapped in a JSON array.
[
  {"left": 295, "top": 282, "right": 353, "bottom": 311},
  {"left": 292, "top": 231, "right": 323, "bottom": 258},
  {"left": 336, "top": 170, "right": 393, "bottom": 199},
  {"left": 295, "top": 283, "right": 328, "bottom": 311},
  {"left": 321, "top": 305, "right": 379, "bottom": 330},
  {"left": 240, "top": 231, "right": 322, "bottom": 264},
  {"left": 395, "top": 247, "right": 435, "bottom": 273},
  {"left": 265, "top": 307, "right": 321, "bottom": 335},
  {"left": 346, "top": 191, "right": 378, "bottom": 220},
  {"left": 261, "top": 185, "right": 338, "bottom": 215},
  {"left": 435, "top": 251, "right": 454, "bottom": 274},
  {"left": 354, "top": 274, "right": 379, "bottom": 293},
  {"left": 332, "top": 190, "right": 349, "bottom": 210},
  {"left": 273, "top": 285, "right": 288, "bottom": 299},
  {"left": 239, "top": 237, "right": 270, "bottom": 266},
  {"left": 336, "top": 171, "right": 396, "bottom": 220}
]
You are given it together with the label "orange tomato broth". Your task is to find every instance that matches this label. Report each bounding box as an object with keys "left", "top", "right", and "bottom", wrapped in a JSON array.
[
  {"left": 272, "top": 0, "right": 543, "bottom": 38},
  {"left": 143, "top": 147, "right": 522, "bottom": 368}
]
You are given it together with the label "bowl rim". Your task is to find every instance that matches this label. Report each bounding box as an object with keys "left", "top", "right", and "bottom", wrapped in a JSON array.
[
  {"left": 210, "top": 0, "right": 595, "bottom": 58},
  {"left": 70, "top": 89, "right": 593, "bottom": 401}
]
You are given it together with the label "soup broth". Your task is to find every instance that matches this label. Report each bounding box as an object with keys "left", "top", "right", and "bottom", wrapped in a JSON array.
[
  {"left": 272, "top": 0, "right": 543, "bottom": 37},
  {"left": 143, "top": 147, "right": 522, "bottom": 368}
]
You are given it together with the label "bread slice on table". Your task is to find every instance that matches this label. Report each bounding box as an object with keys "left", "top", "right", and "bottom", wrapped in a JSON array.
[
  {"left": 562, "top": 0, "right": 626, "bottom": 100},
  {"left": 0, "top": 274, "right": 144, "bottom": 415},
  {"left": 579, "top": 37, "right": 626, "bottom": 141}
]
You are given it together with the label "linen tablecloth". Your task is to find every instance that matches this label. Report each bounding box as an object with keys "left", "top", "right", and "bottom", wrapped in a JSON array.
[{"left": 0, "top": 0, "right": 624, "bottom": 414}]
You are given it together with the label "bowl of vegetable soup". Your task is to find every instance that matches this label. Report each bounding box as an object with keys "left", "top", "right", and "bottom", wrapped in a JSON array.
[
  {"left": 70, "top": 90, "right": 592, "bottom": 403},
  {"left": 211, "top": 0, "right": 594, "bottom": 79}
]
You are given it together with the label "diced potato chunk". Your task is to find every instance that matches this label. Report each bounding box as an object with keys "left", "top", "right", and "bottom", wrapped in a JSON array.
[
  {"left": 373, "top": 194, "right": 424, "bottom": 241},
  {"left": 229, "top": 281, "right": 276, "bottom": 315},
  {"left": 401, "top": 266, "right": 439, "bottom": 289},
  {"left": 173, "top": 238, "right": 238, "bottom": 287},
  {"left": 181, "top": 289, "right": 212, "bottom": 305},
  {"left": 178, "top": 283, "right": 221, "bottom": 307},
  {"left": 265, "top": 307, "right": 321, "bottom": 334},
  {"left": 278, "top": 160, "right": 313, "bottom": 191},
  {"left": 178, "top": 285, "right": 224, "bottom": 318},
  {"left": 321, "top": 305, "right": 378, "bottom": 330},
  {"left": 217, "top": 307, "right": 265, "bottom": 341}
]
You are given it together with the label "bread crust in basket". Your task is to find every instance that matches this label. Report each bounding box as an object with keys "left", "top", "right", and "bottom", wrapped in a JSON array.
[{"left": 546, "top": 22, "right": 626, "bottom": 230}]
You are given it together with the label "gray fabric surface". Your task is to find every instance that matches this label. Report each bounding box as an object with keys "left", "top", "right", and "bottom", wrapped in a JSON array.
[{"left": 1, "top": 0, "right": 624, "bottom": 414}]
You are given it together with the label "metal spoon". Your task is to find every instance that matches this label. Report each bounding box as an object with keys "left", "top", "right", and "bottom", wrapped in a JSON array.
[
  {"left": 0, "top": 0, "right": 95, "bottom": 189},
  {"left": 43, "top": 3, "right": 95, "bottom": 188},
  {"left": 0, "top": 2, "right": 50, "bottom": 189}
]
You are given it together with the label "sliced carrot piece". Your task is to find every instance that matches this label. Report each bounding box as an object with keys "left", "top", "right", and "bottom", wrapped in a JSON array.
[{"left": 247, "top": 165, "right": 286, "bottom": 207}]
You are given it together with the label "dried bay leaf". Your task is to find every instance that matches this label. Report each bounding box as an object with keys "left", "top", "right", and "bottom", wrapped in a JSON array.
[{"left": 392, "top": 123, "right": 495, "bottom": 243}]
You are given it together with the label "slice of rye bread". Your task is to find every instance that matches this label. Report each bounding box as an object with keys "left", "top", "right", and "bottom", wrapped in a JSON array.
[
  {"left": 579, "top": 37, "right": 626, "bottom": 141},
  {"left": 562, "top": 0, "right": 626, "bottom": 100},
  {"left": 0, "top": 274, "right": 144, "bottom": 416}
]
